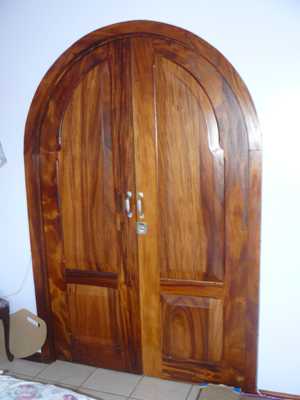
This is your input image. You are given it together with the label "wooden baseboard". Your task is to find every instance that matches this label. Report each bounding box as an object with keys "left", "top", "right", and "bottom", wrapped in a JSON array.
[{"left": 260, "top": 389, "right": 300, "bottom": 400}]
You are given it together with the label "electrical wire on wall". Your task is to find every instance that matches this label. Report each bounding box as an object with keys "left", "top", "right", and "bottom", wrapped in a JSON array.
[{"left": 1, "top": 256, "right": 32, "bottom": 298}]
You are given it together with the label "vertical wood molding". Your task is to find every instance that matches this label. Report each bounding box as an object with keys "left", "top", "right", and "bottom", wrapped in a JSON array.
[{"left": 131, "top": 37, "right": 163, "bottom": 377}]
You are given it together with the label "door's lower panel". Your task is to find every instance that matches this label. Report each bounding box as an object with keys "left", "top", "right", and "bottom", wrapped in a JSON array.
[
  {"left": 67, "top": 284, "right": 120, "bottom": 347},
  {"left": 162, "top": 356, "right": 222, "bottom": 384},
  {"left": 161, "top": 295, "right": 223, "bottom": 364},
  {"left": 54, "top": 268, "right": 126, "bottom": 371},
  {"left": 160, "top": 281, "right": 224, "bottom": 384},
  {"left": 69, "top": 340, "right": 123, "bottom": 371}
]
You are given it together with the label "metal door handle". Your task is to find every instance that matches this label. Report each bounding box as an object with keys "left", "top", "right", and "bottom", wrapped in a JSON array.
[
  {"left": 125, "top": 191, "right": 132, "bottom": 218},
  {"left": 137, "top": 192, "right": 144, "bottom": 218}
]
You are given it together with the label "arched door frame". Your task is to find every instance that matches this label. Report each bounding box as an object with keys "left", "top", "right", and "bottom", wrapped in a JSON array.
[{"left": 24, "top": 20, "right": 261, "bottom": 393}]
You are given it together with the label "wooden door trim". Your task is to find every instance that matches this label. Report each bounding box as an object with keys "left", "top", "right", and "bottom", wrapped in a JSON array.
[{"left": 24, "top": 20, "right": 261, "bottom": 392}]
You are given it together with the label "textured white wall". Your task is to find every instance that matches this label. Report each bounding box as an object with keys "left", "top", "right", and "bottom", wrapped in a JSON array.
[{"left": 0, "top": 0, "right": 299, "bottom": 395}]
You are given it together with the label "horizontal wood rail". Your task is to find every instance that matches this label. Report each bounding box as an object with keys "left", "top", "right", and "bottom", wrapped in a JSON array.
[
  {"left": 161, "top": 278, "right": 224, "bottom": 299},
  {"left": 65, "top": 269, "right": 118, "bottom": 289}
]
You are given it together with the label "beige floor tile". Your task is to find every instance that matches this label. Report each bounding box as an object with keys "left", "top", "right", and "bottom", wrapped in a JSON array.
[
  {"left": 186, "top": 385, "right": 201, "bottom": 400},
  {"left": 78, "top": 387, "right": 128, "bottom": 400},
  {"left": 33, "top": 376, "right": 79, "bottom": 391},
  {"left": 0, "top": 356, "right": 7, "bottom": 364},
  {"left": 0, "top": 358, "right": 48, "bottom": 377},
  {"left": 130, "top": 376, "right": 192, "bottom": 400},
  {"left": 82, "top": 368, "right": 142, "bottom": 396},
  {"left": 37, "top": 360, "right": 96, "bottom": 387}
]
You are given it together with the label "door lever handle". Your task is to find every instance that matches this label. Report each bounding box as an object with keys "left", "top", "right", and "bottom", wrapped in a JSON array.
[
  {"left": 137, "top": 192, "right": 144, "bottom": 218},
  {"left": 125, "top": 191, "right": 133, "bottom": 218}
]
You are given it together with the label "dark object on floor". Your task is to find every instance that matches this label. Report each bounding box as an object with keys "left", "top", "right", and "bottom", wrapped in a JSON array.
[
  {"left": 0, "top": 298, "right": 14, "bottom": 361},
  {"left": 197, "top": 383, "right": 241, "bottom": 399}
]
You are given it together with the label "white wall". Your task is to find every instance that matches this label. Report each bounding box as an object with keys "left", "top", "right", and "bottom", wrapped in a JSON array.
[{"left": 1, "top": 0, "right": 299, "bottom": 395}]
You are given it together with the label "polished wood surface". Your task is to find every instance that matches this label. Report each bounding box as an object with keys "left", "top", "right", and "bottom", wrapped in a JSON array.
[
  {"left": 131, "top": 37, "right": 162, "bottom": 377},
  {"left": 24, "top": 21, "right": 261, "bottom": 393},
  {"left": 68, "top": 284, "right": 120, "bottom": 347},
  {"left": 161, "top": 295, "right": 223, "bottom": 363},
  {"left": 155, "top": 53, "right": 224, "bottom": 283},
  {"left": 60, "top": 61, "right": 118, "bottom": 273},
  {"left": 109, "top": 38, "right": 142, "bottom": 374}
]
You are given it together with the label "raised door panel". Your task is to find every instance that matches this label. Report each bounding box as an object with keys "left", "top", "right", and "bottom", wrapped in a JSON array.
[
  {"left": 68, "top": 284, "right": 120, "bottom": 347},
  {"left": 155, "top": 55, "right": 224, "bottom": 283},
  {"left": 161, "top": 295, "right": 223, "bottom": 363},
  {"left": 60, "top": 61, "right": 118, "bottom": 273}
]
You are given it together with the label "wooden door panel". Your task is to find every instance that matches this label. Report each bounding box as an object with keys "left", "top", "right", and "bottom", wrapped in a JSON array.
[
  {"left": 60, "top": 61, "right": 118, "bottom": 273},
  {"left": 155, "top": 55, "right": 225, "bottom": 283},
  {"left": 68, "top": 284, "right": 120, "bottom": 347},
  {"left": 161, "top": 295, "right": 223, "bottom": 363}
]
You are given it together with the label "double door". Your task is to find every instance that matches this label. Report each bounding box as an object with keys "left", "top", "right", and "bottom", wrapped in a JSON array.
[
  {"left": 25, "top": 22, "right": 261, "bottom": 393},
  {"left": 56, "top": 36, "right": 225, "bottom": 378}
]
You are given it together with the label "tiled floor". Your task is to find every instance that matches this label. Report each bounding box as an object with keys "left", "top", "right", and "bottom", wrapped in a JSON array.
[{"left": 0, "top": 356, "right": 201, "bottom": 400}]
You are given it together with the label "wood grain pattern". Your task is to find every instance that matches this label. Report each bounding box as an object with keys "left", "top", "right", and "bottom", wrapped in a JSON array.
[
  {"left": 221, "top": 80, "right": 249, "bottom": 389},
  {"left": 24, "top": 154, "right": 56, "bottom": 363},
  {"left": 38, "top": 152, "right": 71, "bottom": 361},
  {"left": 68, "top": 284, "right": 120, "bottom": 347},
  {"left": 131, "top": 37, "right": 162, "bottom": 377},
  {"left": 29, "top": 40, "right": 144, "bottom": 373},
  {"left": 24, "top": 21, "right": 261, "bottom": 393},
  {"left": 244, "top": 151, "right": 262, "bottom": 393},
  {"left": 161, "top": 279, "right": 224, "bottom": 300},
  {"left": 68, "top": 341, "right": 123, "bottom": 371},
  {"left": 25, "top": 21, "right": 260, "bottom": 153},
  {"left": 162, "top": 356, "right": 222, "bottom": 385},
  {"left": 65, "top": 269, "right": 117, "bottom": 289},
  {"left": 60, "top": 61, "right": 118, "bottom": 273},
  {"left": 161, "top": 295, "right": 223, "bottom": 363},
  {"left": 155, "top": 53, "right": 224, "bottom": 283},
  {"left": 40, "top": 46, "right": 109, "bottom": 154},
  {"left": 109, "top": 39, "right": 143, "bottom": 374}
]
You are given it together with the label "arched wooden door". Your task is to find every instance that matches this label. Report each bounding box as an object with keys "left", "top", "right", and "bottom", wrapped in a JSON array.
[{"left": 24, "top": 21, "right": 261, "bottom": 393}]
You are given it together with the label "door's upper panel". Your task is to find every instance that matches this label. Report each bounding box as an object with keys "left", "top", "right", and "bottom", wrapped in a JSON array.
[
  {"left": 154, "top": 53, "right": 224, "bottom": 282},
  {"left": 59, "top": 61, "right": 118, "bottom": 274}
]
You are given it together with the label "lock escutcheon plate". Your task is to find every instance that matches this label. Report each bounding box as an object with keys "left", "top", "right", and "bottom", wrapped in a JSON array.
[{"left": 137, "top": 222, "right": 147, "bottom": 234}]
